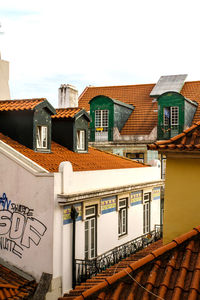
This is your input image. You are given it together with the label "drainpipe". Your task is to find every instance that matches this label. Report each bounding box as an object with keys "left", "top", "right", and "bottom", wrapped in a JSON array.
[{"left": 70, "top": 205, "right": 79, "bottom": 289}]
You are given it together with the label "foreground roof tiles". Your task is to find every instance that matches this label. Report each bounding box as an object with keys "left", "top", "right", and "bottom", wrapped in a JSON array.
[
  {"left": 0, "top": 98, "right": 45, "bottom": 111},
  {"left": 0, "top": 133, "right": 147, "bottom": 172},
  {"left": 79, "top": 81, "right": 200, "bottom": 135},
  {"left": 0, "top": 263, "right": 36, "bottom": 299},
  {"left": 60, "top": 226, "right": 200, "bottom": 300},
  {"left": 52, "top": 108, "right": 82, "bottom": 119},
  {"left": 148, "top": 120, "right": 200, "bottom": 151},
  {"left": 61, "top": 240, "right": 162, "bottom": 300}
]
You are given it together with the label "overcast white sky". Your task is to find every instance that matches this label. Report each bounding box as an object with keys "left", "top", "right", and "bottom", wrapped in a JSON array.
[{"left": 1, "top": 0, "right": 200, "bottom": 107}]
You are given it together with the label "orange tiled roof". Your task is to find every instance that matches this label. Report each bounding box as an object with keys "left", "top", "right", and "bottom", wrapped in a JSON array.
[
  {"left": 52, "top": 108, "right": 82, "bottom": 119},
  {"left": 61, "top": 240, "right": 162, "bottom": 300},
  {"left": 0, "top": 263, "right": 36, "bottom": 299},
  {"left": 79, "top": 81, "right": 200, "bottom": 135},
  {"left": 60, "top": 226, "right": 200, "bottom": 300},
  {"left": 0, "top": 133, "right": 147, "bottom": 172},
  {"left": 0, "top": 98, "right": 46, "bottom": 111},
  {"left": 148, "top": 120, "right": 200, "bottom": 151}
]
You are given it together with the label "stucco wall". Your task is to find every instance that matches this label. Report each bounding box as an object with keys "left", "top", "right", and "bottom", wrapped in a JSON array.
[
  {"left": 0, "top": 58, "right": 10, "bottom": 100},
  {"left": 163, "top": 155, "right": 200, "bottom": 244},
  {"left": 0, "top": 152, "right": 54, "bottom": 281}
]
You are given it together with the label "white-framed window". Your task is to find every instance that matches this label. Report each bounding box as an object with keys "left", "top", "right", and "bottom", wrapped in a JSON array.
[
  {"left": 118, "top": 198, "right": 127, "bottom": 237},
  {"left": 163, "top": 106, "right": 179, "bottom": 126},
  {"left": 95, "top": 110, "right": 109, "bottom": 131},
  {"left": 143, "top": 193, "right": 151, "bottom": 234},
  {"left": 36, "top": 126, "right": 48, "bottom": 149},
  {"left": 77, "top": 130, "right": 85, "bottom": 150},
  {"left": 85, "top": 205, "right": 96, "bottom": 259}
]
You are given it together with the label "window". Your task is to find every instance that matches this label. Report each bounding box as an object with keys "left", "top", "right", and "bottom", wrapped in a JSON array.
[
  {"left": 36, "top": 126, "right": 47, "bottom": 149},
  {"left": 126, "top": 153, "right": 144, "bottom": 163},
  {"left": 163, "top": 107, "right": 179, "bottom": 126},
  {"left": 143, "top": 193, "right": 151, "bottom": 234},
  {"left": 85, "top": 206, "right": 97, "bottom": 259},
  {"left": 118, "top": 198, "right": 128, "bottom": 236},
  {"left": 77, "top": 130, "right": 85, "bottom": 150},
  {"left": 95, "top": 110, "right": 109, "bottom": 131}
]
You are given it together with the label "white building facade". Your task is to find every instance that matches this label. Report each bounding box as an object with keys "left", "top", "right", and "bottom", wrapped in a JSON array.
[{"left": 0, "top": 139, "right": 162, "bottom": 299}]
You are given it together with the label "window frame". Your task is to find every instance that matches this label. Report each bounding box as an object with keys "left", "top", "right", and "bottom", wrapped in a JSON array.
[
  {"left": 163, "top": 106, "right": 179, "bottom": 126},
  {"left": 77, "top": 129, "right": 85, "bottom": 151},
  {"left": 95, "top": 110, "right": 109, "bottom": 131},
  {"left": 36, "top": 125, "right": 48, "bottom": 149},
  {"left": 118, "top": 198, "right": 128, "bottom": 237},
  {"left": 143, "top": 192, "right": 151, "bottom": 234},
  {"left": 85, "top": 205, "right": 97, "bottom": 260}
]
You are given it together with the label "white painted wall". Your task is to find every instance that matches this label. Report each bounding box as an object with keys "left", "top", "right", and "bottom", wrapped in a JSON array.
[
  {"left": 60, "top": 162, "right": 161, "bottom": 195},
  {"left": 0, "top": 57, "right": 10, "bottom": 100},
  {"left": 0, "top": 152, "right": 54, "bottom": 281}
]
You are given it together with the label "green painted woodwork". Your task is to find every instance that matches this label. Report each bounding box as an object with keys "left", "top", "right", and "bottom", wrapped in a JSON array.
[
  {"left": 157, "top": 92, "right": 197, "bottom": 140},
  {"left": 89, "top": 95, "right": 134, "bottom": 141}
]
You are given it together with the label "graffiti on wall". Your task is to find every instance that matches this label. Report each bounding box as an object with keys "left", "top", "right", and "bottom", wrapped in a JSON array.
[{"left": 0, "top": 193, "right": 47, "bottom": 259}]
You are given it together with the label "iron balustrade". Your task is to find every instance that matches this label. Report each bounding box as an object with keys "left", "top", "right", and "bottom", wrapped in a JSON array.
[
  {"left": 157, "top": 124, "right": 183, "bottom": 140},
  {"left": 75, "top": 224, "right": 163, "bottom": 286}
]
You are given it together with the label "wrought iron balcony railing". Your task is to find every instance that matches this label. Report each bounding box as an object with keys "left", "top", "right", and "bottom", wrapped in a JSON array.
[
  {"left": 157, "top": 124, "right": 183, "bottom": 140},
  {"left": 75, "top": 224, "right": 163, "bottom": 286}
]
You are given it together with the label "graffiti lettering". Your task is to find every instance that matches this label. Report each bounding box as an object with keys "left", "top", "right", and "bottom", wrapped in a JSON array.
[
  {"left": 0, "top": 193, "right": 47, "bottom": 259},
  {"left": 11, "top": 203, "right": 34, "bottom": 216},
  {"left": 0, "top": 193, "right": 11, "bottom": 210},
  {"left": 0, "top": 237, "right": 23, "bottom": 258}
]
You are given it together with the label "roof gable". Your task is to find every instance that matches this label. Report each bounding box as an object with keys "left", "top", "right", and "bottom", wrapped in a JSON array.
[{"left": 52, "top": 108, "right": 91, "bottom": 122}]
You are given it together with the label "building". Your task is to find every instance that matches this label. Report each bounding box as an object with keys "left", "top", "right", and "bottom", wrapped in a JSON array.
[
  {"left": 0, "top": 98, "right": 163, "bottom": 298},
  {"left": 148, "top": 120, "right": 200, "bottom": 244},
  {"left": 59, "top": 226, "right": 200, "bottom": 300},
  {"left": 0, "top": 52, "right": 10, "bottom": 100},
  {"left": 78, "top": 75, "right": 200, "bottom": 172},
  {"left": 58, "top": 123, "right": 200, "bottom": 300}
]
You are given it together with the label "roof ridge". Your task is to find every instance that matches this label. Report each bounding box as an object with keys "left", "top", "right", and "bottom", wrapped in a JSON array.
[
  {"left": 0, "top": 98, "right": 46, "bottom": 102},
  {"left": 66, "top": 226, "right": 200, "bottom": 300}
]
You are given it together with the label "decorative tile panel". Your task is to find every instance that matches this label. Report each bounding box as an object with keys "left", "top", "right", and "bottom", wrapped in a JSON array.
[
  {"left": 101, "top": 196, "right": 116, "bottom": 214},
  {"left": 152, "top": 187, "right": 160, "bottom": 200},
  {"left": 130, "top": 190, "right": 142, "bottom": 206},
  {"left": 63, "top": 203, "right": 82, "bottom": 225}
]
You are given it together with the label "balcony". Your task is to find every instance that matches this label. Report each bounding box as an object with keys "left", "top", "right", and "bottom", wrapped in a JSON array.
[
  {"left": 89, "top": 127, "right": 113, "bottom": 142},
  {"left": 157, "top": 125, "right": 183, "bottom": 140},
  {"left": 75, "top": 224, "right": 162, "bottom": 287}
]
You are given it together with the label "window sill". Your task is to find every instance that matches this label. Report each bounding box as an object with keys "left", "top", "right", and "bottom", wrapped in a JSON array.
[
  {"left": 35, "top": 148, "right": 51, "bottom": 153},
  {"left": 118, "top": 233, "right": 128, "bottom": 240}
]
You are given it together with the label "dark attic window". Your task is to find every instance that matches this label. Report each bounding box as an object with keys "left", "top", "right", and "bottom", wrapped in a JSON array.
[
  {"left": 77, "top": 130, "right": 85, "bottom": 151},
  {"left": 36, "top": 126, "right": 48, "bottom": 149}
]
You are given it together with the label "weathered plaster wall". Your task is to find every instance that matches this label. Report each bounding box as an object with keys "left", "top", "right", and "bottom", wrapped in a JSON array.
[
  {"left": 0, "top": 152, "right": 54, "bottom": 281},
  {"left": 163, "top": 155, "right": 200, "bottom": 244}
]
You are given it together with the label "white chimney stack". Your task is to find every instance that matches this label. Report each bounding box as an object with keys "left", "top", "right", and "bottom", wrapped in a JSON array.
[{"left": 58, "top": 84, "right": 78, "bottom": 108}]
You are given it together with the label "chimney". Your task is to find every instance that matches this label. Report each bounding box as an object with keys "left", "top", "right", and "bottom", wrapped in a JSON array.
[
  {"left": 58, "top": 84, "right": 78, "bottom": 108},
  {"left": 0, "top": 53, "right": 11, "bottom": 100}
]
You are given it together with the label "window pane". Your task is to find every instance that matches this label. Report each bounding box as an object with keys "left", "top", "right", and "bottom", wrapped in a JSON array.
[
  {"left": 164, "top": 107, "right": 170, "bottom": 126},
  {"left": 171, "top": 107, "right": 179, "bottom": 126}
]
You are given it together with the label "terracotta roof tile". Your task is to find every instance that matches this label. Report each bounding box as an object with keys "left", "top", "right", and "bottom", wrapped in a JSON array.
[
  {"left": 0, "top": 133, "right": 147, "bottom": 172},
  {"left": 52, "top": 108, "right": 82, "bottom": 119},
  {"left": 148, "top": 122, "right": 200, "bottom": 152},
  {"left": 61, "top": 226, "right": 200, "bottom": 300},
  {"left": 79, "top": 81, "right": 200, "bottom": 136},
  {"left": 0, "top": 98, "right": 45, "bottom": 111},
  {"left": 0, "top": 263, "right": 36, "bottom": 299}
]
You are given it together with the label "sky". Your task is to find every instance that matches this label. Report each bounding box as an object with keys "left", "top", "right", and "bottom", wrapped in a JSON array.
[{"left": 1, "top": 0, "right": 200, "bottom": 107}]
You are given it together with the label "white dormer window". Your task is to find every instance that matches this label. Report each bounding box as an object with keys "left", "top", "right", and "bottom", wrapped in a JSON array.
[
  {"left": 36, "top": 126, "right": 48, "bottom": 149},
  {"left": 77, "top": 130, "right": 85, "bottom": 151}
]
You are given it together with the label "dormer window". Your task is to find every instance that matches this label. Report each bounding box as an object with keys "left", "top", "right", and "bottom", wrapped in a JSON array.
[
  {"left": 77, "top": 130, "right": 85, "bottom": 151},
  {"left": 36, "top": 126, "right": 48, "bottom": 149}
]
